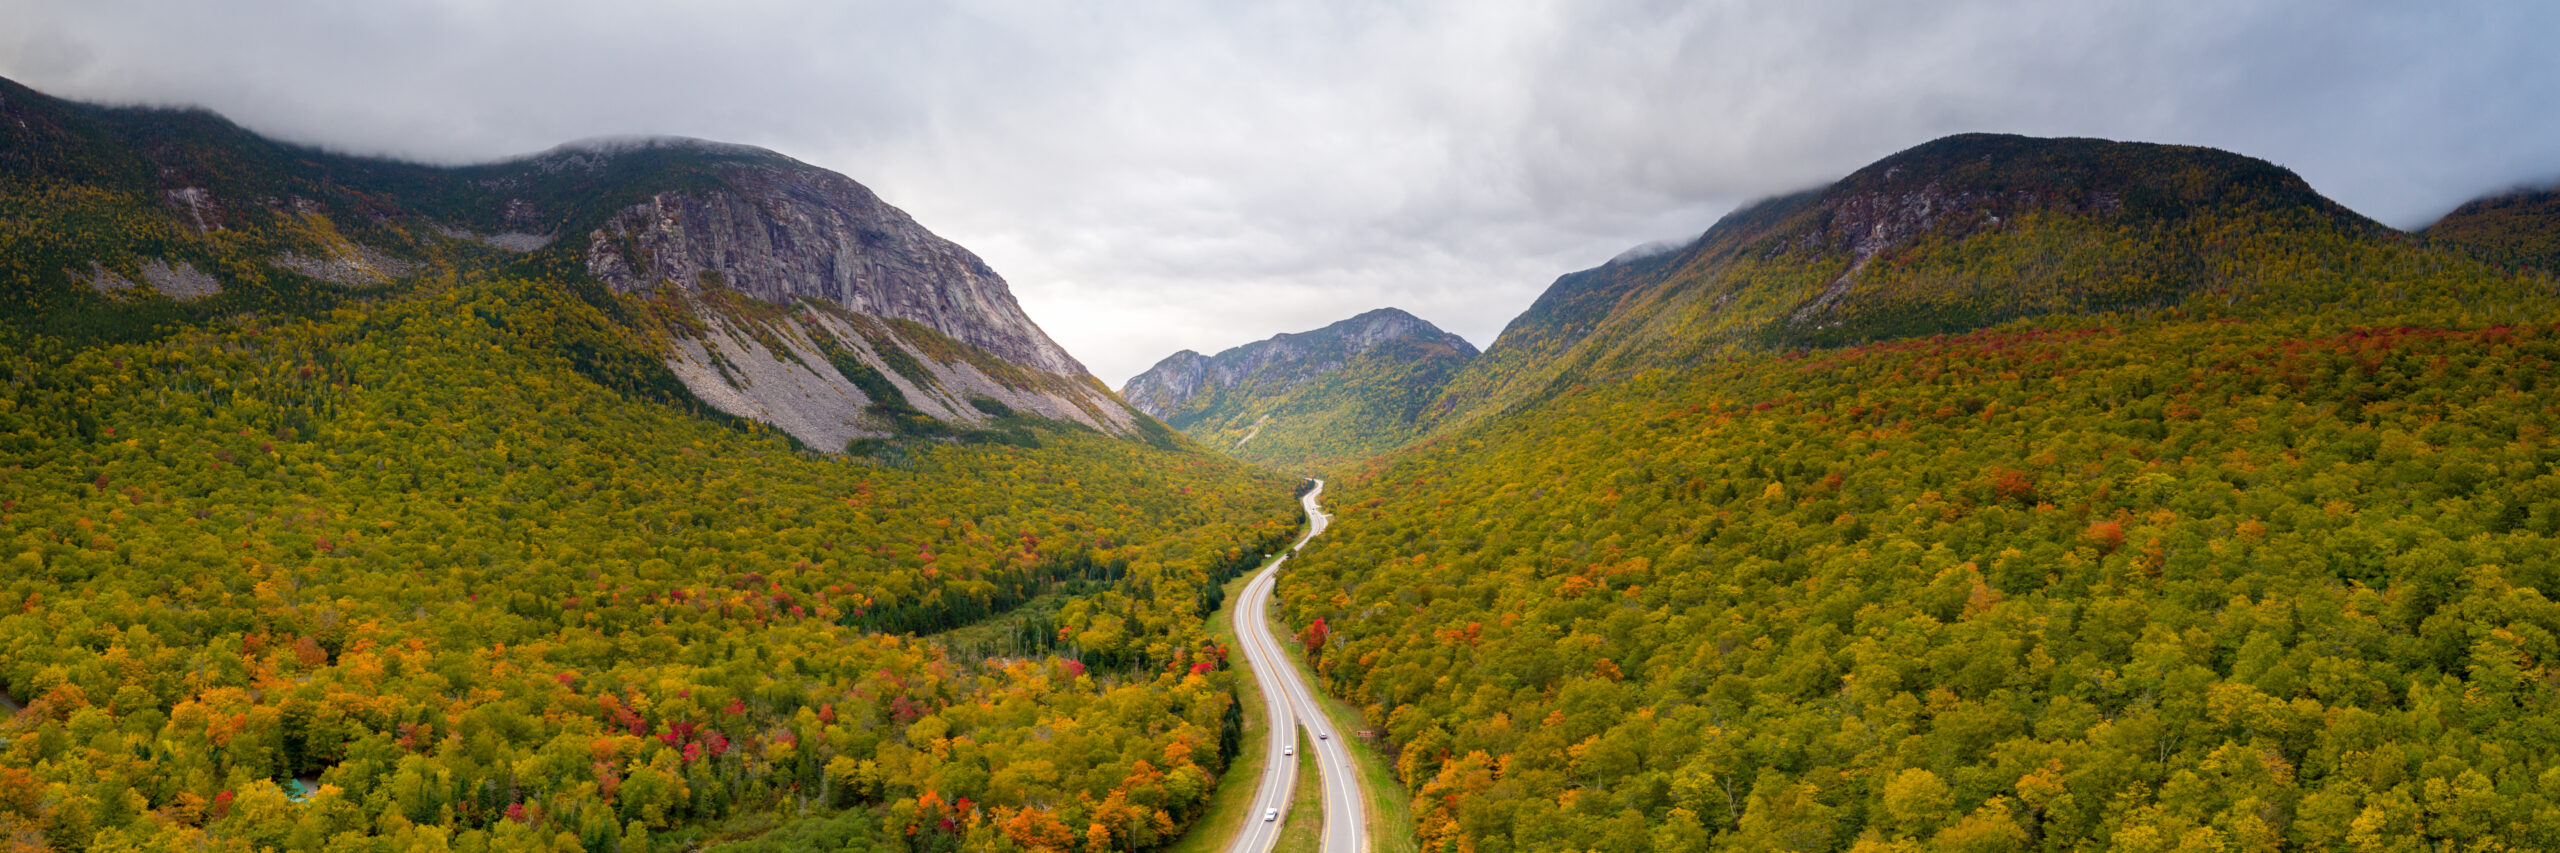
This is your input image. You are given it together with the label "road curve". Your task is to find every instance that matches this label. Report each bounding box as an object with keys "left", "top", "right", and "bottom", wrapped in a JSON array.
[{"left": 1229, "top": 479, "right": 1364, "bottom": 853}]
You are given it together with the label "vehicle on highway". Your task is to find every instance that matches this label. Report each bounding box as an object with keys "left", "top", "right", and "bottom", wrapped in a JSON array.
[{"left": 1230, "top": 480, "right": 1364, "bottom": 853}]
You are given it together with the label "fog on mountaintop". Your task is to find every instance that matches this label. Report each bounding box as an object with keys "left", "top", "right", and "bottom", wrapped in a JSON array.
[{"left": 4, "top": 0, "right": 2552, "bottom": 382}]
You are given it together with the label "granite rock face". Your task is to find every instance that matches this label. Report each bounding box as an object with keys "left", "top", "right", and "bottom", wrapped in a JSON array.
[
  {"left": 1123, "top": 351, "right": 1214, "bottom": 418},
  {"left": 550, "top": 141, "right": 1132, "bottom": 449},
  {"left": 578, "top": 151, "right": 1087, "bottom": 377},
  {"left": 661, "top": 304, "right": 1137, "bottom": 453},
  {"left": 76, "top": 259, "right": 224, "bottom": 300}
]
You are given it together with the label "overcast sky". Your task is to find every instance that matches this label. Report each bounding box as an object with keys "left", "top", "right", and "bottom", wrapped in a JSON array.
[{"left": 4, "top": 1, "right": 2554, "bottom": 384}]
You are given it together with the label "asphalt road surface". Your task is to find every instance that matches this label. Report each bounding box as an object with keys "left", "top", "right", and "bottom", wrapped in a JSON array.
[{"left": 1229, "top": 479, "right": 1363, "bottom": 853}]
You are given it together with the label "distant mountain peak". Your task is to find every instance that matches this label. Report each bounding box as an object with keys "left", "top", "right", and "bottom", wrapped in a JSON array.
[
  {"left": 1126, "top": 308, "right": 1474, "bottom": 406},
  {"left": 1264, "top": 306, "right": 1470, "bottom": 355},
  {"left": 1122, "top": 308, "right": 1478, "bottom": 470}
]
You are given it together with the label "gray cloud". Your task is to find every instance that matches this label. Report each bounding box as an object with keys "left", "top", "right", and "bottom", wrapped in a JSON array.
[{"left": 4, "top": 0, "right": 2552, "bottom": 384}]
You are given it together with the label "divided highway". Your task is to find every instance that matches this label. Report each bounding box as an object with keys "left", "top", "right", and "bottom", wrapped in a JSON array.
[{"left": 1229, "top": 479, "right": 1364, "bottom": 853}]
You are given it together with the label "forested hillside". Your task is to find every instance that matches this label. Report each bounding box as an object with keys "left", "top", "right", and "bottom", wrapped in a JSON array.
[
  {"left": 1272, "top": 135, "right": 2560, "bottom": 851},
  {"left": 1286, "top": 317, "right": 2560, "bottom": 851},
  {"left": 2425, "top": 186, "right": 2560, "bottom": 273},
  {"left": 0, "top": 75, "right": 1307, "bottom": 852},
  {"left": 0, "top": 274, "right": 1298, "bottom": 851}
]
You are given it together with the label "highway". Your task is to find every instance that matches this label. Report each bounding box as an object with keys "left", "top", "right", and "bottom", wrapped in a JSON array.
[{"left": 1228, "top": 479, "right": 1364, "bottom": 853}]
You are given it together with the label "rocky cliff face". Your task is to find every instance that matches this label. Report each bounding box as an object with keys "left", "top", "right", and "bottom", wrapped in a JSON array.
[
  {"left": 1124, "top": 307, "right": 1474, "bottom": 425},
  {"left": 574, "top": 146, "right": 1087, "bottom": 376},
  {"left": 1122, "top": 350, "right": 1214, "bottom": 417},
  {"left": 542, "top": 140, "right": 1133, "bottom": 450},
  {"left": 658, "top": 302, "right": 1136, "bottom": 454}
]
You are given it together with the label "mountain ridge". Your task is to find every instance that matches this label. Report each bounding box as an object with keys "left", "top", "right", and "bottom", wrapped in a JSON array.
[
  {"left": 1122, "top": 307, "right": 1478, "bottom": 471},
  {"left": 1123, "top": 306, "right": 1474, "bottom": 419},
  {"left": 1152, "top": 132, "right": 2560, "bottom": 474},
  {"left": 0, "top": 74, "right": 1134, "bottom": 452},
  {"left": 1422, "top": 132, "right": 2519, "bottom": 430}
]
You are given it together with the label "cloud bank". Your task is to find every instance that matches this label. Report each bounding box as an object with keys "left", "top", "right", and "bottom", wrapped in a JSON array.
[{"left": 5, "top": 0, "right": 2553, "bottom": 383}]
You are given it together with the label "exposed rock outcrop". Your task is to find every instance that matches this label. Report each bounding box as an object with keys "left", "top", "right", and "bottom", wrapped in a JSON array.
[
  {"left": 662, "top": 299, "right": 1136, "bottom": 451},
  {"left": 273, "top": 245, "right": 416, "bottom": 286},
  {"left": 76, "top": 259, "right": 222, "bottom": 300},
  {"left": 141, "top": 259, "right": 223, "bottom": 299},
  {"left": 543, "top": 142, "right": 1128, "bottom": 449},
  {"left": 430, "top": 224, "right": 550, "bottom": 252},
  {"left": 575, "top": 148, "right": 1087, "bottom": 377}
]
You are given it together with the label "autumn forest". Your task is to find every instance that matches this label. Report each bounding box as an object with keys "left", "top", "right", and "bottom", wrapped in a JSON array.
[{"left": 5, "top": 64, "right": 2560, "bottom": 853}]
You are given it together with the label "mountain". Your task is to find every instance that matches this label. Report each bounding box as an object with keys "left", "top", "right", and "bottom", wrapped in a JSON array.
[
  {"left": 1161, "top": 134, "right": 2477, "bottom": 469},
  {"left": 2424, "top": 184, "right": 2560, "bottom": 271},
  {"left": 1424, "top": 133, "right": 2434, "bottom": 431},
  {"left": 0, "top": 75, "right": 1144, "bottom": 454},
  {"left": 1123, "top": 307, "right": 1479, "bottom": 471},
  {"left": 0, "top": 76, "right": 1297, "bottom": 851},
  {"left": 1262, "top": 135, "right": 2560, "bottom": 851}
]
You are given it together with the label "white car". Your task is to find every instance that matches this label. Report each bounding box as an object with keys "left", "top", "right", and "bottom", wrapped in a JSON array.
[
  {"left": 1284, "top": 744, "right": 1294, "bottom": 755},
  {"left": 1317, "top": 731, "right": 1329, "bottom": 740},
  {"left": 1264, "top": 808, "right": 1278, "bottom": 822}
]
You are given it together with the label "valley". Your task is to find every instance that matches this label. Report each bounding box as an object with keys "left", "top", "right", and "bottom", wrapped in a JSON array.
[
  {"left": 1226, "top": 480, "right": 1358, "bottom": 853},
  {"left": 4, "top": 53, "right": 2560, "bottom": 853},
  {"left": 0, "top": 75, "right": 1300, "bottom": 852}
]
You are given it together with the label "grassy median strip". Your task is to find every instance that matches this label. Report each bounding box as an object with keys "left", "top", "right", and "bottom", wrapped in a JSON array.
[
  {"left": 1167, "top": 570, "right": 1282, "bottom": 853},
  {"left": 1274, "top": 729, "right": 1322, "bottom": 853},
  {"left": 1266, "top": 609, "right": 1421, "bottom": 853}
]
